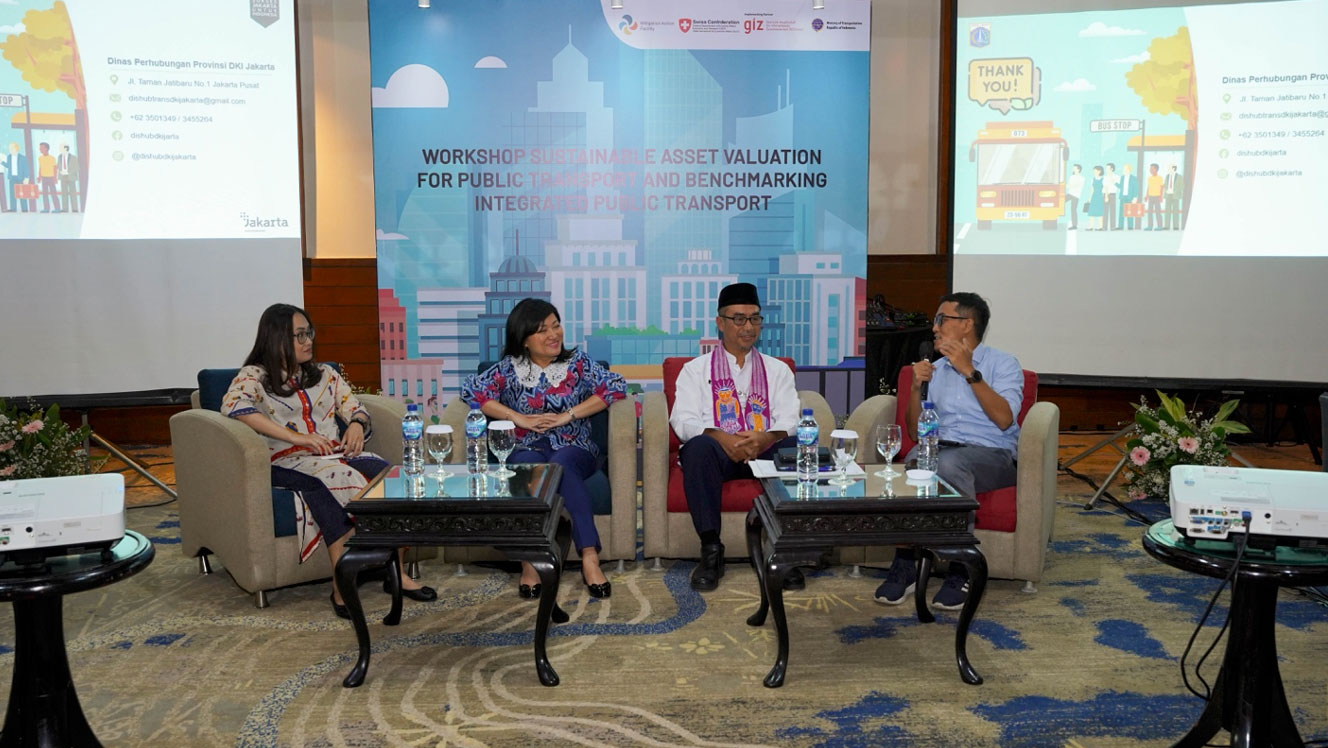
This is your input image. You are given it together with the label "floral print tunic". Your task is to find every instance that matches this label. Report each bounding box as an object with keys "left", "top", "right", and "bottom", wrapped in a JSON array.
[{"left": 461, "top": 350, "right": 627, "bottom": 457}]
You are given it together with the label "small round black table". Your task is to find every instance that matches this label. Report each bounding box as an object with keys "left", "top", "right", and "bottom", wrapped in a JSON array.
[
  {"left": 1143, "top": 520, "right": 1328, "bottom": 748},
  {"left": 0, "top": 531, "right": 155, "bottom": 748}
]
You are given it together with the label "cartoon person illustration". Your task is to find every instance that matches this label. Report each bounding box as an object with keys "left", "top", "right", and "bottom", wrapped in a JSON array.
[{"left": 1085, "top": 165, "right": 1105, "bottom": 230}]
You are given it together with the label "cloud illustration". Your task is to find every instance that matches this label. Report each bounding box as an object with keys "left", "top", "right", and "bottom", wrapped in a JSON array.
[
  {"left": 1111, "top": 51, "right": 1150, "bottom": 64},
  {"left": 1055, "top": 78, "right": 1097, "bottom": 92},
  {"left": 377, "top": 229, "right": 408, "bottom": 240},
  {"left": 0, "top": 22, "right": 24, "bottom": 34},
  {"left": 372, "top": 64, "right": 449, "bottom": 108},
  {"left": 1079, "top": 21, "right": 1144, "bottom": 37},
  {"left": 474, "top": 56, "right": 507, "bottom": 69}
]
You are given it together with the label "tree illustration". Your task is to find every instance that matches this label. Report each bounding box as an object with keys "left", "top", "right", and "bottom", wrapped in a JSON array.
[
  {"left": 1, "top": 2, "right": 89, "bottom": 195},
  {"left": 1125, "top": 26, "right": 1197, "bottom": 225}
]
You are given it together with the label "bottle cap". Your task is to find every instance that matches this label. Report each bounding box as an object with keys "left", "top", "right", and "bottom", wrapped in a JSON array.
[
  {"left": 469, "top": 401, "right": 480, "bottom": 409},
  {"left": 801, "top": 408, "right": 813, "bottom": 416},
  {"left": 922, "top": 400, "right": 934, "bottom": 409},
  {"left": 407, "top": 403, "right": 419, "bottom": 412}
]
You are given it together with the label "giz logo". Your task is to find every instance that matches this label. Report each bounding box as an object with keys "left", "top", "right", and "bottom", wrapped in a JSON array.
[
  {"left": 677, "top": 18, "right": 691, "bottom": 33},
  {"left": 743, "top": 19, "right": 763, "bottom": 34}
]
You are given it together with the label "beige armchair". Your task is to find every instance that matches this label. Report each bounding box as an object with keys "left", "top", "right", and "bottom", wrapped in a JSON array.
[
  {"left": 171, "top": 369, "right": 408, "bottom": 607},
  {"left": 431, "top": 394, "right": 639, "bottom": 566},
  {"left": 837, "top": 370, "right": 1061, "bottom": 589},
  {"left": 640, "top": 356, "right": 836, "bottom": 561}
]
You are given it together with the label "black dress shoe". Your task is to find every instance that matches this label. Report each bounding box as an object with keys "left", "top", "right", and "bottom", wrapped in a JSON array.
[
  {"left": 518, "top": 583, "right": 542, "bottom": 599},
  {"left": 783, "top": 567, "right": 806, "bottom": 591},
  {"left": 330, "top": 593, "right": 350, "bottom": 620},
  {"left": 691, "top": 542, "right": 725, "bottom": 591},
  {"left": 382, "top": 580, "right": 437, "bottom": 602},
  {"left": 582, "top": 569, "right": 612, "bottom": 598}
]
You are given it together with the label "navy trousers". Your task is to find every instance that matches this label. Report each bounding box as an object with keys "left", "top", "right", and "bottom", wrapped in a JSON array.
[
  {"left": 510, "top": 442, "right": 601, "bottom": 553},
  {"left": 271, "top": 455, "right": 388, "bottom": 544},
  {"left": 679, "top": 434, "right": 798, "bottom": 537}
]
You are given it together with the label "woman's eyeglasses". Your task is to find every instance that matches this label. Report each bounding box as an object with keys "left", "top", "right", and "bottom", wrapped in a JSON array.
[{"left": 294, "top": 329, "right": 316, "bottom": 343}]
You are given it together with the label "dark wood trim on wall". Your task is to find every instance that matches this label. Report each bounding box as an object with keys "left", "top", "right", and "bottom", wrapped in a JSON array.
[
  {"left": 936, "top": 0, "right": 957, "bottom": 261},
  {"left": 304, "top": 258, "right": 382, "bottom": 394}
]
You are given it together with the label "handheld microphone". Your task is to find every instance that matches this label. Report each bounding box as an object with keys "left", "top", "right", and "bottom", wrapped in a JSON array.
[{"left": 917, "top": 341, "right": 934, "bottom": 400}]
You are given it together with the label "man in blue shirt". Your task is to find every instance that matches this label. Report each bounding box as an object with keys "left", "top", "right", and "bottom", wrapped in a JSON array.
[{"left": 875, "top": 292, "right": 1023, "bottom": 610}]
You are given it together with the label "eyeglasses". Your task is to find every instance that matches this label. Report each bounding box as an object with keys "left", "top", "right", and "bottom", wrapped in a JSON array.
[
  {"left": 294, "top": 329, "right": 316, "bottom": 343},
  {"left": 933, "top": 314, "right": 970, "bottom": 327},
  {"left": 718, "top": 314, "right": 764, "bottom": 327}
]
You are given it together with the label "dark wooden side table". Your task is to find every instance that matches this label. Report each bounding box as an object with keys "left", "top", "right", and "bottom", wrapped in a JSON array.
[
  {"left": 337, "top": 464, "right": 570, "bottom": 688},
  {"left": 1143, "top": 519, "right": 1328, "bottom": 748},
  {"left": 0, "top": 531, "right": 155, "bottom": 748},
  {"left": 747, "top": 471, "right": 986, "bottom": 688}
]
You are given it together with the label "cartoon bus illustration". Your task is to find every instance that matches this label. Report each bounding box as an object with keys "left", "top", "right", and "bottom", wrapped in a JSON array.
[{"left": 968, "top": 121, "right": 1068, "bottom": 230}]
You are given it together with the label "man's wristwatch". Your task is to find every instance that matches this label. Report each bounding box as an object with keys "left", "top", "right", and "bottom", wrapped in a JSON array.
[{"left": 965, "top": 369, "right": 983, "bottom": 385}]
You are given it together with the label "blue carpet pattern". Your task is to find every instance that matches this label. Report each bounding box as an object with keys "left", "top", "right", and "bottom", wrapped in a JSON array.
[{"left": 0, "top": 487, "right": 1325, "bottom": 747}]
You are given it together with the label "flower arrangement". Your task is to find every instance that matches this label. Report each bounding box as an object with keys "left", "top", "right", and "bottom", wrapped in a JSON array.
[
  {"left": 0, "top": 400, "right": 92, "bottom": 480},
  {"left": 1123, "top": 391, "right": 1250, "bottom": 500}
]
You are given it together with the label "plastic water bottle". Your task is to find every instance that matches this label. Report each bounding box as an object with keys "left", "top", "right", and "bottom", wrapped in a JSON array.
[
  {"left": 917, "top": 401, "right": 940, "bottom": 474},
  {"left": 464, "top": 402, "right": 489, "bottom": 474},
  {"left": 796, "top": 408, "right": 819, "bottom": 483},
  {"left": 402, "top": 403, "right": 424, "bottom": 475}
]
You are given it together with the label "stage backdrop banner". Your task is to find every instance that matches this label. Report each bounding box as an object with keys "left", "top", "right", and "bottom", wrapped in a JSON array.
[{"left": 367, "top": 0, "right": 870, "bottom": 412}]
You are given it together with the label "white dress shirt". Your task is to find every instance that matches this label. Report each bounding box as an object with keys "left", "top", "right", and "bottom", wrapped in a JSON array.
[{"left": 669, "top": 349, "right": 799, "bottom": 443}]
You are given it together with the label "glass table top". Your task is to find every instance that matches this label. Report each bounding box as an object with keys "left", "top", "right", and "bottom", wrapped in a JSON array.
[
  {"left": 763, "top": 466, "right": 964, "bottom": 506},
  {"left": 1147, "top": 519, "right": 1328, "bottom": 567},
  {"left": 354, "top": 464, "right": 557, "bottom": 504}
]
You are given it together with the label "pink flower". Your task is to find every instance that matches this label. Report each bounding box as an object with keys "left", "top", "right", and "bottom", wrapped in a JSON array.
[
  {"left": 0, "top": 465, "right": 14, "bottom": 477},
  {"left": 21, "top": 420, "right": 43, "bottom": 434},
  {"left": 1178, "top": 437, "right": 1199, "bottom": 454},
  {"left": 0, "top": 441, "right": 12, "bottom": 452},
  {"left": 1130, "top": 446, "right": 1151, "bottom": 466}
]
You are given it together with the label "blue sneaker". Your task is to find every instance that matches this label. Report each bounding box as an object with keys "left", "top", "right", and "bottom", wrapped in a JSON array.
[
  {"left": 873, "top": 557, "right": 916, "bottom": 605},
  {"left": 931, "top": 573, "right": 970, "bottom": 611}
]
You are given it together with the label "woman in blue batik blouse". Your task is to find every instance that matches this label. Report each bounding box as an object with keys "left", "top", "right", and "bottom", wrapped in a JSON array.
[{"left": 462, "top": 298, "right": 627, "bottom": 599}]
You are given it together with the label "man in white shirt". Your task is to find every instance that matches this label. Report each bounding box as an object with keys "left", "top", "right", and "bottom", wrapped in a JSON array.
[
  {"left": 669, "top": 282, "right": 801, "bottom": 591},
  {"left": 1064, "top": 163, "right": 1084, "bottom": 230}
]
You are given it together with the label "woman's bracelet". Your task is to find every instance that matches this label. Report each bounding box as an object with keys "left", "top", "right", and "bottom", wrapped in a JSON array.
[{"left": 567, "top": 406, "right": 577, "bottom": 420}]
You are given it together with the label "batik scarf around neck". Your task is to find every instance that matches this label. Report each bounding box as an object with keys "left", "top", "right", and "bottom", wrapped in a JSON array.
[{"left": 710, "top": 348, "right": 770, "bottom": 434}]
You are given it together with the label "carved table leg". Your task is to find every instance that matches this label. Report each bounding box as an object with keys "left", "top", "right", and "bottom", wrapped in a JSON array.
[
  {"left": 383, "top": 551, "right": 404, "bottom": 626},
  {"left": 915, "top": 551, "right": 934, "bottom": 624},
  {"left": 931, "top": 545, "right": 986, "bottom": 686},
  {"left": 762, "top": 556, "right": 792, "bottom": 688},
  {"left": 745, "top": 508, "right": 770, "bottom": 627},
  {"left": 338, "top": 546, "right": 393, "bottom": 688},
  {"left": 503, "top": 514, "right": 572, "bottom": 687}
]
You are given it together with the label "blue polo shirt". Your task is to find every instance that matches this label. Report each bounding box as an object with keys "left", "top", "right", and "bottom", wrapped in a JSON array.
[{"left": 929, "top": 344, "right": 1023, "bottom": 458}]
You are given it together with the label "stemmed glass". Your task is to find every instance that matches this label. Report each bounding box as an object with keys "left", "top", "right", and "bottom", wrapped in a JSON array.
[
  {"left": 873, "top": 424, "right": 902, "bottom": 479},
  {"left": 425, "top": 425, "right": 453, "bottom": 475},
  {"left": 488, "top": 421, "right": 516, "bottom": 478},
  {"left": 828, "top": 429, "right": 859, "bottom": 487}
]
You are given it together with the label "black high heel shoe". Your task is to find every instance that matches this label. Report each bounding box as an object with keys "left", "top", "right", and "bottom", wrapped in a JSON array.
[
  {"left": 518, "top": 582, "right": 542, "bottom": 599},
  {"left": 582, "top": 569, "right": 612, "bottom": 599},
  {"left": 330, "top": 593, "right": 350, "bottom": 620},
  {"left": 381, "top": 580, "right": 437, "bottom": 602}
]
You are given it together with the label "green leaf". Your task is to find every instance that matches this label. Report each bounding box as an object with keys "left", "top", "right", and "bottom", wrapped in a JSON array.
[
  {"left": 1157, "top": 391, "right": 1187, "bottom": 423},
  {"left": 1212, "top": 419, "right": 1250, "bottom": 435},
  {"left": 1135, "top": 411, "right": 1160, "bottom": 432},
  {"left": 1212, "top": 399, "right": 1240, "bottom": 424}
]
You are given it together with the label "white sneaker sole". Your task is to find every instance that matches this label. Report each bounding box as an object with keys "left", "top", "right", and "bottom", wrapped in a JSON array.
[{"left": 873, "top": 581, "right": 915, "bottom": 605}]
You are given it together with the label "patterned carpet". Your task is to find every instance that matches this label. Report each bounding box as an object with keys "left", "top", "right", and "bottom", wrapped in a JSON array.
[{"left": 2, "top": 476, "right": 1327, "bottom": 747}]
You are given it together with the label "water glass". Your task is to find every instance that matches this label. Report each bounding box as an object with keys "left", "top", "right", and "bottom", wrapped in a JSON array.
[
  {"left": 874, "top": 424, "right": 902, "bottom": 478},
  {"left": 425, "top": 424, "right": 453, "bottom": 475},
  {"left": 828, "top": 429, "right": 859, "bottom": 487},
  {"left": 488, "top": 421, "right": 516, "bottom": 477}
]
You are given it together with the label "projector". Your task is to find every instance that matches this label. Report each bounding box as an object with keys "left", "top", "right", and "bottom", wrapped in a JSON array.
[
  {"left": 1170, "top": 465, "right": 1328, "bottom": 548},
  {"left": 0, "top": 473, "right": 126, "bottom": 565}
]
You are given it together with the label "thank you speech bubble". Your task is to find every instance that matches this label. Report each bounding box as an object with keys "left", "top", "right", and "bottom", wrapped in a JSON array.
[{"left": 969, "top": 57, "right": 1040, "bottom": 115}]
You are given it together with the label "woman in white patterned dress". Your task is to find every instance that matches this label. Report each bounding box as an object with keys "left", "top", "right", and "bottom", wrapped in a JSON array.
[{"left": 223, "top": 303, "right": 436, "bottom": 618}]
